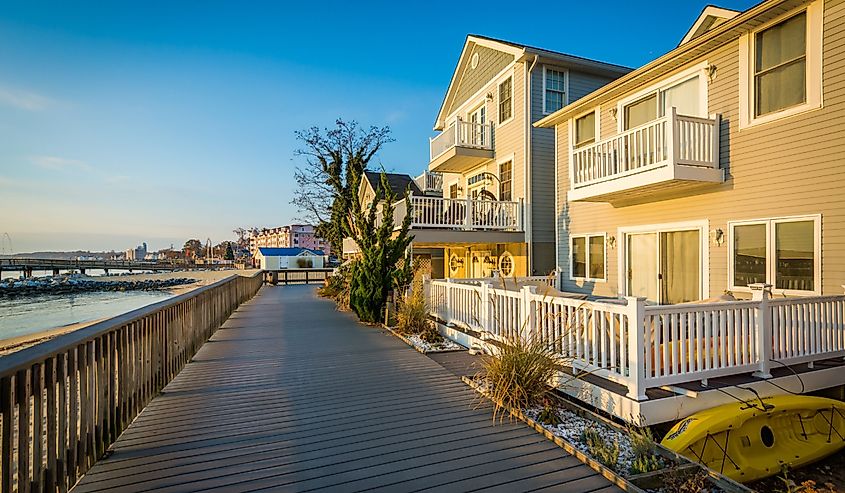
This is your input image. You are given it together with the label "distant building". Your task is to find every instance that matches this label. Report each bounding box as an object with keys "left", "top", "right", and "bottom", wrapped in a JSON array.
[
  {"left": 254, "top": 247, "right": 325, "bottom": 270},
  {"left": 125, "top": 242, "right": 148, "bottom": 261},
  {"left": 249, "top": 225, "right": 329, "bottom": 257}
]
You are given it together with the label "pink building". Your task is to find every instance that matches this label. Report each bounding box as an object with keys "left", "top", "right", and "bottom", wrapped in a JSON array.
[{"left": 249, "top": 225, "right": 330, "bottom": 257}]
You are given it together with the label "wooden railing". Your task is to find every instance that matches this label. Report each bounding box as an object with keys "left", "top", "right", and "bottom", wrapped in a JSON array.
[
  {"left": 571, "top": 108, "right": 720, "bottom": 188},
  {"left": 428, "top": 279, "right": 845, "bottom": 400},
  {"left": 263, "top": 268, "right": 333, "bottom": 285},
  {"left": 0, "top": 271, "right": 263, "bottom": 492},
  {"left": 430, "top": 120, "right": 494, "bottom": 161},
  {"left": 394, "top": 195, "right": 522, "bottom": 231}
]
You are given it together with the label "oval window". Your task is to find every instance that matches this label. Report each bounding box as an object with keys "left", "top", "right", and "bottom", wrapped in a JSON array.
[
  {"left": 499, "top": 252, "right": 514, "bottom": 277},
  {"left": 470, "top": 52, "right": 479, "bottom": 69}
]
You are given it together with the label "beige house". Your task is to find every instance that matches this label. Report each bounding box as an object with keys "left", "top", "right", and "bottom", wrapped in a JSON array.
[
  {"left": 396, "top": 35, "right": 630, "bottom": 279},
  {"left": 538, "top": 0, "right": 844, "bottom": 303}
]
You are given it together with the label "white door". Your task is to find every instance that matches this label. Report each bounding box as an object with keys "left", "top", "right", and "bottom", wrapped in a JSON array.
[
  {"left": 469, "top": 105, "right": 486, "bottom": 147},
  {"left": 627, "top": 229, "right": 701, "bottom": 304}
]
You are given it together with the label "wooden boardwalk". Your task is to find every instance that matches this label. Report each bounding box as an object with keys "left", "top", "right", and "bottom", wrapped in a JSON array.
[{"left": 71, "top": 285, "right": 621, "bottom": 492}]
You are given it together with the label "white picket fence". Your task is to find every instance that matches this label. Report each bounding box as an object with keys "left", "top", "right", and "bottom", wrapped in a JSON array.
[{"left": 428, "top": 279, "right": 845, "bottom": 399}]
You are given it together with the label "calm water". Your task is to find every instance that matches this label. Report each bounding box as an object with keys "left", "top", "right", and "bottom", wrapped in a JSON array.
[
  {"left": 0, "top": 269, "right": 152, "bottom": 280},
  {"left": 0, "top": 290, "right": 172, "bottom": 341}
]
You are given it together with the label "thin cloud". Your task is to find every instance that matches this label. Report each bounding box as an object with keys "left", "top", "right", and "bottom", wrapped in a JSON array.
[
  {"left": 30, "top": 156, "right": 92, "bottom": 172},
  {"left": 0, "top": 86, "right": 54, "bottom": 111}
]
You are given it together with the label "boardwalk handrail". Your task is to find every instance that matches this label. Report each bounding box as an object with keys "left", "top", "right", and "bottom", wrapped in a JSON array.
[{"left": 0, "top": 271, "right": 263, "bottom": 492}]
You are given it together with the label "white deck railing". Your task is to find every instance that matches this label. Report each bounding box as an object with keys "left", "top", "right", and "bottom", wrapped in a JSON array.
[
  {"left": 414, "top": 171, "right": 444, "bottom": 193},
  {"left": 395, "top": 195, "right": 522, "bottom": 231},
  {"left": 428, "top": 279, "right": 845, "bottom": 400},
  {"left": 430, "top": 120, "right": 494, "bottom": 161},
  {"left": 571, "top": 108, "right": 720, "bottom": 188}
]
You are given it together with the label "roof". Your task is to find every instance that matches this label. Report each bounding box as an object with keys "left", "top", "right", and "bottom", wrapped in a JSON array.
[
  {"left": 434, "top": 35, "right": 633, "bottom": 130},
  {"left": 363, "top": 171, "right": 421, "bottom": 197},
  {"left": 257, "top": 247, "right": 324, "bottom": 257},
  {"left": 679, "top": 5, "right": 741, "bottom": 45},
  {"left": 535, "top": 0, "right": 799, "bottom": 128}
]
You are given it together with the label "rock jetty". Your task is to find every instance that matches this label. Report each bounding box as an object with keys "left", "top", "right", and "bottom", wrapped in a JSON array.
[{"left": 0, "top": 275, "right": 196, "bottom": 297}]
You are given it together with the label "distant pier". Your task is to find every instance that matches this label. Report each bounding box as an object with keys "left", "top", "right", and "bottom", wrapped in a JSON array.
[{"left": 0, "top": 258, "right": 203, "bottom": 278}]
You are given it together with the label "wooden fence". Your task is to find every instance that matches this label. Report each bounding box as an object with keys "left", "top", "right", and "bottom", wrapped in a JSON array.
[
  {"left": 428, "top": 279, "right": 845, "bottom": 400},
  {"left": 263, "top": 268, "right": 333, "bottom": 285},
  {"left": 0, "top": 271, "right": 263, "bottom": 493}
]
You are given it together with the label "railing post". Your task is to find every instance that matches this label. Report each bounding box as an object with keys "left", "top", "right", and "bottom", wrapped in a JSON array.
[
  {"left": 751, "top": 283, "right": 773, "bottom": 379},
  {"left": 521, "top": 285, "right": 537, "bottom": 341},
  {"left": 464, "top": 198, "right": 472, "bottom": 230},
  {"left": 517, "top": 198, "right": 524, "bottom": 231},
  {"left": 480, "top": 281, "right": 491, "bottom": 331},
  {"left": 669, "top": 106, "right": 678, "bottom": 163},
  {"left": 625, "top": 296, "right": 647, "bottom": 400},
  {"left": 712, "top": 113, "right": 722, "bottom": 169},
  {"left": 445, "top": 278, "right": 453, "bottom": 324}
]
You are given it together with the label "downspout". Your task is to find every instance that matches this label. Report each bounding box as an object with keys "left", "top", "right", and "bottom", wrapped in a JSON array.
[{"left": 524, "top": 54, "right": 539, "bottom": 274}]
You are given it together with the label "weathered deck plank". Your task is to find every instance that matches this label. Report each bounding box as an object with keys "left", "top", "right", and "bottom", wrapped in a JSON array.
[{"left": 71, "top": 285, "right": 621, "bottom": 492}]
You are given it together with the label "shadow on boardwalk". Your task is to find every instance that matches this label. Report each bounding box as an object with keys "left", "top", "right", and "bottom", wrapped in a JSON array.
[{"left": 71, "top": 285, "right": 621, "bottom": 492}]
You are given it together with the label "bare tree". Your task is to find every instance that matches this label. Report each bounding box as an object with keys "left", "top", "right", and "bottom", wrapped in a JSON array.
[{"left": 291, "top": 119, "right": 393, "bottom": 254}]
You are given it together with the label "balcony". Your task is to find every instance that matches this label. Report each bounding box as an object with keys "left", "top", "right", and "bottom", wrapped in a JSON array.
[
  {"left": 414, "top": 171, "right": 444, "bottom": 194},
  {"left": 429, "top": 120, "right": 494, "bottom": 173},
  {"left": 568, "top": 109, "right": 724, "bottom": 204},
  {"left": 395, "top": 195, "right": 522, "bottom": 232}
]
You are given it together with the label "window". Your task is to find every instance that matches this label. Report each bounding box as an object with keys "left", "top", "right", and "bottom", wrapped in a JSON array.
[
  {"left": 617, "top": 62, "right": 708, "bottom": 131},
  {"left": 498, "top": 76, "right": 512, "bottom": 123},
  {"left": 498, "top": 251, "right": 514, "bottom": 277},
  {"left": 574, "top": 111, "right": 596, "bottom": 147},
  {"left": 729, "top": 216, "right": 820, "bottom": 294},
  {"left": 499, "top": 161, "right": 512, "bottom": 201},
  {"left": 449, "top": 183, "right": 459, "bottom": 199},
  {"left": 754, "top": 12, "right": 806, "bottom": 117},
  {"left": 740, "top": 2, "right": 821, "bottom": 127},
  {"left": 544, "top": 67, "right": 567, "bottom": 114},
  {"left": 571, "top": 234, "right": 605, "bottom": 281}
]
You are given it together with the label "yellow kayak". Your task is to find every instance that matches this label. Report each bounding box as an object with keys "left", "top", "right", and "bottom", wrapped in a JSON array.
[{"left": 660, "top": 395, "right": 845, "bottom": 483}]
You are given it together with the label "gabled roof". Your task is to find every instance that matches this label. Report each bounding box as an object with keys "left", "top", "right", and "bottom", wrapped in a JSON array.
[
  {"left": 433, "top": 35, "right": 632, "bottom": 130},
  {"left": 362, "top": 171, "right": 421, "bottom": 197},
  {"left": 535, "top": 0, "right": 802, "bottom": 128},
  {"left": 257, "top": 247, "right": 324, "bottom": 257},
  {"left": 680, "top": 5, "right": 741, "bottom": 45}
]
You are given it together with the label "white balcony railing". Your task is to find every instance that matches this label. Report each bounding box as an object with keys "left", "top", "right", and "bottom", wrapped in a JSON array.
[
  {"left": 394, "top": 195, "right": 522, "bottom": 231},
  {"left": 571, "top": 108, "right": 720, "bottom": 188},
  {"left": 414, "top": 171, "right": 444, "bottom": 193},
  {"left": 430, "top": 120, "right": 494, "bottom": 161},
  {"left": 428, "top": 280, "right": 845, "bottom": 400}
]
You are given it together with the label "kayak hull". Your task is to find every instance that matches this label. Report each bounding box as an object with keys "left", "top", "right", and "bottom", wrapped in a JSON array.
[{"left": 660, "top": 395, "right": 845, "bottom": 483}]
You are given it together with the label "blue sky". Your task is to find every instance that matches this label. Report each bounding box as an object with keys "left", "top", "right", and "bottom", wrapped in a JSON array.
[{"left": 0, "top": 0, "right": 758, "bottom": 253}]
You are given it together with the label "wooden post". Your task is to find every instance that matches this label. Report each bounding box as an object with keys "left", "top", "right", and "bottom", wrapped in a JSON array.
[
  {"left": 521, "top": 285, "right": 537, "bottom": 341},
  {"left": 480, "top": 281, "right": 491, "bottom": 332},
  {"left": 445, "top": 278, "right": 453, "bottom": 325},
  {"left": 669, "top": 106, "right": 678, "bottom": 163},
  {"left": 625, "top": 296, "right": 647, "bottom": 400},
  {"left": 751, "top": 283, "right": 773, "bottom": 378},
  {"left": 464, "top": 199, "right": 471, "bottom": 230}
]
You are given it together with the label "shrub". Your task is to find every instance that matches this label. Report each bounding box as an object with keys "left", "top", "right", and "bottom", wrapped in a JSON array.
[
  {"left": 295, "top": 257, "right": 314, "bottom": 268},
  {"left": 581, "top": 427, "right": 620, "bottom": 469},
  {"left": 396, "top": 278, "right": 430, "bottom": 334},
  {"left": 536, "top": 399, "right": 562, "bottom": 426},
  {"left": 627, "top": 423, "right": 662, "bottom": 475},
  {"left": 319, "top": 263, "right": 352, "bottom": 311},
  {"left": 479, "top": 333, "right": 562, "bottom": 422}
]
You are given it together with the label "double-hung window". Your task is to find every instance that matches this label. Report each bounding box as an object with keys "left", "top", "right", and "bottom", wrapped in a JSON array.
[
  {"left": 499, "top": 160, "right": 512, "bottom": 201},
  {"left": 730, "top": 215, "right": 820, "bottom": 294},
  {"left": 571, "top": 234, "right": 605, "bottom": 281},
  {"left": 544, "top": 67, "right": 567, "bottom": 114},
  {"left": 741, "top": 2, "right": 821, "bottom": 126},
  {"left": 498, "top": 77, "right": 513, "bottom": 123}
]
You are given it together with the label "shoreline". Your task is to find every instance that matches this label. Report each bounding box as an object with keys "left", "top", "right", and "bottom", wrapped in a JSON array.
[{"left": 0, "top": 269, "right": 261, "bottom": 356}]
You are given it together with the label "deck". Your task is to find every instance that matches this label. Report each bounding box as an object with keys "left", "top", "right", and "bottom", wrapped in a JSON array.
[{"left": 71, "top": 285, "right": 620, "bottom": 492}]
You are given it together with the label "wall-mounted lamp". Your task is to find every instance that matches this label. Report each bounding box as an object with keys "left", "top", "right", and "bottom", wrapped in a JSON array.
[
  {"left": 486, "top": 92, "right": 494, "bottom": 101},
  {"left": 483, "top": 255, "right": 497, "bottom": 267},
  {"left": 706, "top": 64, "right": 718, "bottom": 83},
  {"left": 710, "top": 228, "right": 725, "bottom": 246},
  {"left": 610, "top": 108, "right": 618, "bottom": 121},
  {"left": 606, "top": 235, "right": 616, "bottom": 250}
]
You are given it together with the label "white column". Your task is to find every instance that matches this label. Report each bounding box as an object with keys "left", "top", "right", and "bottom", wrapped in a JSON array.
[
  {"left": 521, "top": 285, "right": 538, "bottom": 341},
  {"left": 625, "top": 296, "right": 648, "bottom": 400},
  {"left": 750, "top": 283, "right": 773, "bottom": 378}
]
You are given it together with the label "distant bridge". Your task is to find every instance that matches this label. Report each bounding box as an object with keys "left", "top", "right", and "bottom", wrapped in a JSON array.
[{"left": 0, "top": 258, "right": 198, "bottom": 277}]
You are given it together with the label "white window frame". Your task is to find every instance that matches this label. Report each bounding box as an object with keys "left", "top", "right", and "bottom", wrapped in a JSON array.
[
  {"left": 739, "top": 1, "right": 823, "bottom": 129},
  {"left": 727, "top": 214, "right": 822, "bottom": 296},
  {"left": 498, "top": 75, "right": 514, "bottom": 126},
  {"left": 569, "top": 232, "right": 607, "bottom": 282},
  {"left": 498, "top": 251, "right": 515, "bottom": 277},
  {"left": 617, "top": 220, "right": 710, "bottom": 302},
  {"left": 569, "top": 107, "right": 601, "bottom": 149},
  {"left": 542, "top": 66, "right": 569, "bottom": 115},
  {"left": 616, "top": 61, "right": 710, "bottom": 133}
]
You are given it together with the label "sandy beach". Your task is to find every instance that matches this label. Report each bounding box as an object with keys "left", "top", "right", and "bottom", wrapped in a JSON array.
[{"left": 0, "top": 269, "right": 261, "bottom": 356}]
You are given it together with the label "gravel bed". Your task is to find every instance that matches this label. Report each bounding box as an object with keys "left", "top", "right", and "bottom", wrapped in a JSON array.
[
  {"left": 407, "top": 334, "right": 463, "bottom": 352},
  {"left": 524, "top": 406, "right": 662, "bottom": 476}
]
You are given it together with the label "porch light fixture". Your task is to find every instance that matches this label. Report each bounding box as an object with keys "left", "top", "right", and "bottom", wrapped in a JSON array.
[
  {"left": 711, "top": 228, "right": 725, "bottom": 246},
  {"left": 610, "top": 108, "right": 618, "bottom": 121},
  {"left": 606, "top": 235, "right": 616, "bottom": 249},
  {"left": 706, "top": 64, "right": 718, "bottom": 82},
  {"left": 486, "top": 92, "right": 494, "bottom": 101}
]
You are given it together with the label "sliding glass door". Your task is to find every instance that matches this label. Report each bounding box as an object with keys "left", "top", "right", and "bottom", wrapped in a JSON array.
[{"left": 627, "top": 228, "right": 702, "bottom": 304}]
